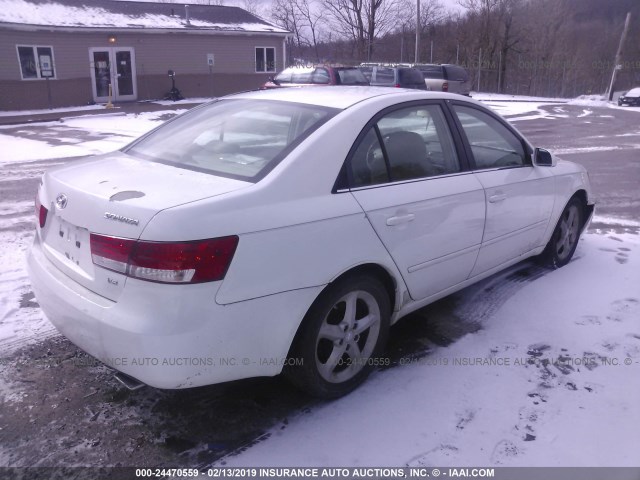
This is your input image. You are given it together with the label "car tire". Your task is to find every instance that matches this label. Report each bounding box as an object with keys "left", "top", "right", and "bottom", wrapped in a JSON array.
[
  {"left": 284, "top": 275, "right": 390, "bottom": 399},
  {"left": 538, "top": 197, "right": 584, "bottom": 268}
]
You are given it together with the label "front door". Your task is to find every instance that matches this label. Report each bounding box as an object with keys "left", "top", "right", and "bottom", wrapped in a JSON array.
[
  {"left": 89, "top": 47, "right": 137, "bottom": 103},
  {"left": 450, "top": 103, "right": 556, "bottom": 277}
]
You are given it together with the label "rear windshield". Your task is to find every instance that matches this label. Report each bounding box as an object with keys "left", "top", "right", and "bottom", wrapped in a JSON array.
[
  {"left": 274, "top": 67, "right": 330, "bottom": 84},
  {"left": 336, "top": 68, "right": 369, "bottom": 85},
  {"left": 416, "top": 65, "right": 444, "bottom": 79},
  {"left": 399, "top": 68, "right": 426, "bottom": 85},
  {"left": 125, "top": 99, "right": 338, "bottom": 182},
  {"left": 444, "top": 65, "right": 469, "bottom": 82}
]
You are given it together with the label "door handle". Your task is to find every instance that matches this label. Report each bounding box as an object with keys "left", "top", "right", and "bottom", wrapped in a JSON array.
[
  {"left": 386, "top": 213, "right": 415, "bottom": 226},
  {"left": 488, "top": 193, "right": 507, "bottom": 203}
]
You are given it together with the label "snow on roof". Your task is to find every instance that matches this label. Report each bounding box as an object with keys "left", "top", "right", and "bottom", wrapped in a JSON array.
[{"left": 0, "top": 0, "right": 288, "bottom": 34}]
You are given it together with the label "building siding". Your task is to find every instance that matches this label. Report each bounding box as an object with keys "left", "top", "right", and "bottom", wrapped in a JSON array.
[{"left": 0, "top": 29, "right": 286, "bottom": 110}]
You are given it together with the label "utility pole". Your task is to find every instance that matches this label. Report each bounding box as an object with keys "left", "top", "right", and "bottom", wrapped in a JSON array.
[
  {"left": 607, "top": 12, "right": 631, "bottom": 101},
  {"left": 415, "top": 0, "right": 420, "bottom": 63},
  {"left": 477, "top": 48, "right": 482, "bottom": 92}
]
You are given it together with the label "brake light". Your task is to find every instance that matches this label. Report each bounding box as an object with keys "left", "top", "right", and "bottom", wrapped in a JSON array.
[
  {"left": 90, "top": 234, "right": 239, "bottom": 284},
  {"left": 35, "top": 194, "right": 48, "bottom": 228},
  {"left": 442, "top": 82, "right": 449, "bottom": 92}
]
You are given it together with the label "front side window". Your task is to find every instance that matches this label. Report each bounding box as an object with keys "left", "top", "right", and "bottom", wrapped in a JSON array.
[
  {"left": 349, "top": 104, "right": 460, "bottom": 187},
  {"left": 17, "top": 45, "right": 55, "bottom": 80},
  {"left": 126, "top": 99, "right": 337, "bottom": 181},
  {"left": 255, "top": 47, "right": 276, "bottom": 73},
  {"left": 453, "top": 105, "right": 526, "bottom": 169}
]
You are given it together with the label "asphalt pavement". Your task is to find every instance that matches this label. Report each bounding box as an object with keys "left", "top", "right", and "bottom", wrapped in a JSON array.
[{"left": 512, "top": 103, "right": 640, "bottom": 226}]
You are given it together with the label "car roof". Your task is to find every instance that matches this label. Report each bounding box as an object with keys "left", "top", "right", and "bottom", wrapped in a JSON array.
[{"left": 229, "top": 86, "right": 459, "bottom": 109}]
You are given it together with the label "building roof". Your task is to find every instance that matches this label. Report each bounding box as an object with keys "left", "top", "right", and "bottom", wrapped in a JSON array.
[{"left": 0, "top": 0, "right": 288, "bottom": 34}]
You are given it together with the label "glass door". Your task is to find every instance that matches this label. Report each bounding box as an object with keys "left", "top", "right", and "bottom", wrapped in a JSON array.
[{"left": 89, "top": 47, "right": 137, "bottom": 103}]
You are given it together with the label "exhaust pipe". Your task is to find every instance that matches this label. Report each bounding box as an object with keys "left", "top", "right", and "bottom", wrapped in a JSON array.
[{"left": 114, "top": 372, "right": 146, "bottom": 391}]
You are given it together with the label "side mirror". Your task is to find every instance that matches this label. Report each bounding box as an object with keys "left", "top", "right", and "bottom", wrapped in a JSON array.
[{"left": 534, "top": 148, "right": 555, "bottom": 167}]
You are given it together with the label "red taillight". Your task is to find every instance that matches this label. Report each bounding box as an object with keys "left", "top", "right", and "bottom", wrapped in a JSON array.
[
  {"left": 90, "top": 234, "right": 135, "bottom": 274},
  {"left": 35, "top": 195, "right": 48, "bottom": 228},
  {"left": 394, "top": 83, "right": 401, "bottom": 88},
  {"left": 90, "top": 234, "right": 238, "bottom": 284},
  {"left": 442, "top": 82, "right": 449, "bottom": 92}
]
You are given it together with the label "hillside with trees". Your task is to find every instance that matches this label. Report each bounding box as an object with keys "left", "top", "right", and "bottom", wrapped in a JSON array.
[{"left": 271, "top": 0, "right": 640, "bottom": 97}]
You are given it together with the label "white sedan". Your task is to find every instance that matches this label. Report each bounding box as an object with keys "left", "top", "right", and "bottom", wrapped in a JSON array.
[{"left": 28, "top": 87, "right": 594, "bottom": 398}]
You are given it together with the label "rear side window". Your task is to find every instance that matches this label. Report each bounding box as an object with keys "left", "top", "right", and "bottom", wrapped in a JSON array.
[
  {"left": 453, "top": 105, "right": 526, "bottom": 169},
  {"left": 312, "top": 68, "right": 330, "bottom": 84},
  {"left": 336, "top": 68, "right": 369, "bottom": 85},
  {"left": 349, "top": 104, "right": 460, "bottom": 187},
  {"left": 359, "top": 66, "right": 373, "bottom": 81},
  {"left": 126, "top": 99, "right": 337, "bottom": 182},
  {"left": 375, "top": 67, "right": 395, "bottom": 83}
]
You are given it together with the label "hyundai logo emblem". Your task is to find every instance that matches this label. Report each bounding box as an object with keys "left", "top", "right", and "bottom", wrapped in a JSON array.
[{"left": 55, "top": 193, "right": 68, "bottom": 209}]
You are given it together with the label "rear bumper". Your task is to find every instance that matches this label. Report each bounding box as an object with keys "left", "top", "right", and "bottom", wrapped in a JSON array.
[{"left": 27, "top": 236, "right": 322, "bottom": 389}]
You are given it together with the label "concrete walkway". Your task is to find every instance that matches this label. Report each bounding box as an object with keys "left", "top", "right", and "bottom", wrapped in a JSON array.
[{"left": 0, "top": 100, "right": 207, "bottom": 126}]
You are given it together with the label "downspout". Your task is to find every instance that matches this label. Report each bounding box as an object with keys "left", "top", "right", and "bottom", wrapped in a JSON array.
[{"left": 282, "top": 37, "right": 287, "bottom": 69}]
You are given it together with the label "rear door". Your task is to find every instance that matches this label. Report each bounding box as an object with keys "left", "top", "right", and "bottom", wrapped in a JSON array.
[
  {"left": 450, "top": 103, "right": 555, "bottom": 276},
  {"left": 347, "top": 101, "right": 485, "bottom": 301}
]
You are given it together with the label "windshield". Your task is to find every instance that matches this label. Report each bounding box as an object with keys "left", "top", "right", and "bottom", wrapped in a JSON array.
[{"left": 125, "top": 99, "right": 338, "bottom": 181}]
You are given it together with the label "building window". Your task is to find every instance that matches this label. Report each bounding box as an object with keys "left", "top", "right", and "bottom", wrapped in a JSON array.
[
  {"left": 255, "top": 47, "right": 275, "bottom": 73},
  {"left": 17, "top": 45, "right": 56, "bottom": 80}
]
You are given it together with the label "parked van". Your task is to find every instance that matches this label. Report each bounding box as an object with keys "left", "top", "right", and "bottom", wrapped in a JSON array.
[
  {"left": 358, "top": 64, "right": 427, "bottom": 90},
  {"left": 412, "top": 64, "right": 471, "bottom": 95}
]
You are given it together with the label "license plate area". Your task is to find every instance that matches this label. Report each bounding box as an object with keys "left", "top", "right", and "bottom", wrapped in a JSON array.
[{"left": 45, "top": 216, "right": 92, "bottom": 273}]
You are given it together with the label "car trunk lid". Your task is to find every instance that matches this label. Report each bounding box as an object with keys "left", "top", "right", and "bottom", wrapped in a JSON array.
[{"left": 38, "top": 152, "right": 250, "bottom": 301}]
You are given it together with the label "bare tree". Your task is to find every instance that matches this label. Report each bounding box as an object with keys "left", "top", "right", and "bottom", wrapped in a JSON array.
[
  {"left": 243, "top": 0, "right": 261, "bottom": 16},
  {"left": 296, "top": 0, "right": 326, "bottom": 62},
  {"left": 272, "top": 0, "right": 306, "bottom": 63},
  {"left": 323, "top": 0, "right": 401, "bottom": 61}
]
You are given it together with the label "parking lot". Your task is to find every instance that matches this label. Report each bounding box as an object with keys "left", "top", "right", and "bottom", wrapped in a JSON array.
[{"left": 0, "top": 99, "right": 639, "bottom": 469}]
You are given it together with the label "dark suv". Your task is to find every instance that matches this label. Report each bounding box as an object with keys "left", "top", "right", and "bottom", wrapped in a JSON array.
[
  {"left": 411, "top": 64, "right": 471, "bottom": 95},
  {"left": 358, "top": 64, "right": 427, "bottom": 90},
  {"left": 262, "top": 65, "right": 369, "bottom": 89}
]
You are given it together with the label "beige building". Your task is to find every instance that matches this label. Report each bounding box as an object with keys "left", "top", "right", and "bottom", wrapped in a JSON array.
[{"left": 0, "top": 0, "right": 289, "bottom": 110}]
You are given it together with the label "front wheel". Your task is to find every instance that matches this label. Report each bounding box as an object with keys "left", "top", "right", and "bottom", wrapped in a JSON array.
[
  {"left": 284, "top": 275, "right": 390, "bottom": 399},
  {"left": 538, "top": 197, "right": 584, "bottom": 268}
]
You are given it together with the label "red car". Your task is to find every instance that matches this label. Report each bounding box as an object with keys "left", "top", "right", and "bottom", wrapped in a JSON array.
[{"left": 262, "top": 65, "right": 369, "bottom": 89}]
